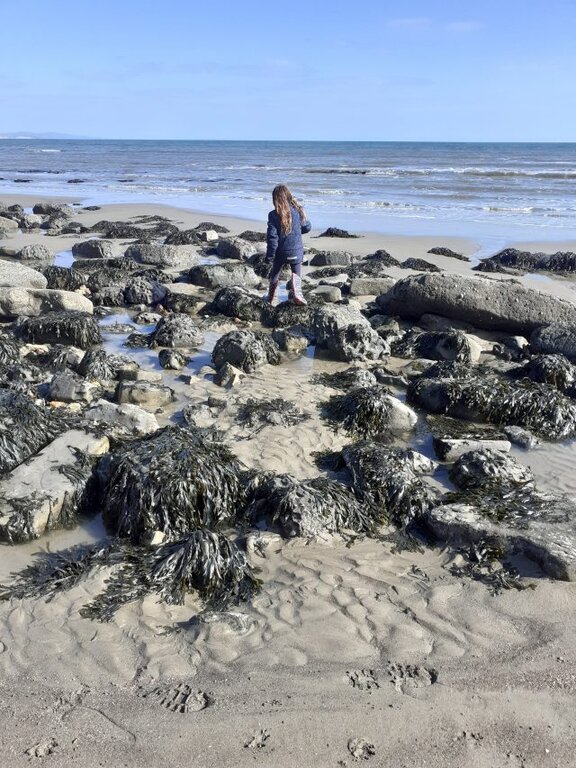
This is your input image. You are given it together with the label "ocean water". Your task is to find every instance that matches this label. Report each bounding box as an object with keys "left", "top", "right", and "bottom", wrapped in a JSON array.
[{"left": 2, "top": 139, "right": 576, "bottom": 241}]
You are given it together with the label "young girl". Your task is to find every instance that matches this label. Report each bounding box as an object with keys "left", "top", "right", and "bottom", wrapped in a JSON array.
[{"left": 265, "top": 185, "right": 311, "bottom": 305}]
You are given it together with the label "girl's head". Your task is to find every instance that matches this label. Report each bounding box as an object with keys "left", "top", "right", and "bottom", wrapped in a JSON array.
[{"left": 272, "top": 184, "right": 305, "bottom": 235}]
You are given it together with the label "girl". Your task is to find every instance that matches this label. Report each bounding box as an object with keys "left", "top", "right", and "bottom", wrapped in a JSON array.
[{"left": 265, "top": 185, "right": 311, "bottom": 305}]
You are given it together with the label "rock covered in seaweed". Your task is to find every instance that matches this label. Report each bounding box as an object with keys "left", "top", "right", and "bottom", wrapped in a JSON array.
[
  {"left": 16, "top": 311, "right": 102, "bottom": 349},
  {"left": 449, "top": 449, "right": 534, "bottom": 490},
  {"left": 392, "top": 329, "right": 482, "bottom": 364},
  {"left": 323, "top": 385, "right": 418, "bottom": 438},
  {"left": 150, "top": 314, "right": 204, "bottom": 348},
  {"left": 409, "top": 367, "right": 576, "bottom": 440},
  {"left": 100, "top": 426, "right": 246, "bottom": 544},
  {"left": 209, "top": 286, "right": 274, "bottom": 324},
  {"left": 342, "top": 442, "right": 438, "bottom": 527},
  {"left": 512, "top": 354, "right": 576, "bottom": 395},
  {"left": 245, "top": 474, "right": 381, "bottom": 538},
  {"left": 212, "top": 330, "right": 281, "bottom": 373},
  {"left": 42, "top": 265, "right": 87, "bottom": 291}
]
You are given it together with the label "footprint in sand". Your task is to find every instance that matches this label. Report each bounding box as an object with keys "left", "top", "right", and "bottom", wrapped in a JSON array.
[
  {"left": 346, "top": 669, "right": 380, "bottom": 692},
  {"left": 146, "top": 683, "right": 208, "bottom": 713},
  {"left": 347, "top": 737, "right": 376, "bottom": 760},
  {"left": 386, "top": 661, "right": 436, "bottom": 694}
]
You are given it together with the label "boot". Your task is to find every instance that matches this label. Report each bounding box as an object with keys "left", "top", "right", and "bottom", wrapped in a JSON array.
[
  {"left": 291, "top": 273, "right": 307, "bottom": 306},
  {"left": 266, "top": 280, "right": 280, "bottom": 306}
]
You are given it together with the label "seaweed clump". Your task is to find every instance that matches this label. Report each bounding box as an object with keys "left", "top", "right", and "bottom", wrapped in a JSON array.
[
  {"left": 101, "top": 426, "right": 246, "bottom": 543},
  {"left": 244, "top": 474, "right": 382, "bottom": 538},
  {"left": 0, "top": 331, "right": 20, "bottom": 365},
  {"left": 236, "top": 397, "right": 309, "bottom": 434},
  {"left": 448, "top": 540, "right": 530, "bottom": 595},
  {"left": 512, "top": 354, "right": 576, "bottom": 396},
  {"left": 17, "top": 311, "right": 102, "bottom": 350},
  {"left": 342, "top": 442, "right": 438, "bottom": 527},
  {"left": 409, "top": 369, "right": 576, "bottom": 440},
  {"left": 0, "top": 392, "right": 66, "bottom": 475},
  {"left": 323, "top": 385, "right": 414, "bottom": 438},
  {"left": 0, "top": 531, "right": 259, "bottom": 621},
  {"left": 392, "top": 329, "right": 474, "bottom": 363},
  {"left": 312, "top": 367, "right": 378, "bottom": 391}
]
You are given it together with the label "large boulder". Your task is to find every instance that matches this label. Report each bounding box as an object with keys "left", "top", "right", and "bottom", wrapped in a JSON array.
[
  {"left": 210, "top": 286, "right": 274, "bottom": 324},
  {"left": 0, "top": 429, "right": 109, "bottom": 543},
  {"left": 16, "top": 244, "right": 52, "bottom": 262},
  {"left": 72, "top": 239, "right": 120, "bottom": 260},
  {"left": 0, "top": 288, "right": 93, "bottom": 319},
  {"left": 530, "top": 325, "right": 576, "bottom": 362},
  {"left": 189, "top": 263, "right": 260, "bottom": 289},
  {"left": 18, "top": 311, "right": 102, "bottom": 348},
  {"left": 216, "top": 237, "right": 258, "bottom": 260},
  {"left": 0, "top": 259, "right": 47, "bottom": 289},
  {"left": 313, "top": 304, "right": 389, "bottom": 361},
  {"left": 124, "top": 277, "right": 167, "bottom": 305},
  {"left": 212, "top": 330, "right": 281, "bottom": 373},
  {"left": 32, "top": 202, "right": 73, "bottom": 217},
  {"left": 377, "top": 273, "right": 576, "bottom": 335},
  {"left": 124, "top": 243, "right": 199, "bottom": 268}
]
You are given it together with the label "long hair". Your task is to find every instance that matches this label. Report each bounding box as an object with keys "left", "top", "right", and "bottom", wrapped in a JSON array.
[{"left": 272, "top": 185, "right": 306, "bottom": 235}]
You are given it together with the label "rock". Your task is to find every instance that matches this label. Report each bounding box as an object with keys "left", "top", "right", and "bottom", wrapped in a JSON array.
[
  {"left": 159, "top": 348, "right": 187, "bottom": 369},
  {"left": 349, "top": 277, "right": 396, "bottom": 296},
  {"left": 77, "top": 348, "right": 130, "bottom": 382},
  {"left": 17, "top": 311, "right": 101, "bottom": 348},
  {"left": 150, "top": 314, "right": 204, "bottom": 348},
  {"left": 503, "top": 425, "right": 538, "bottom": 449},
  {"left": 16, "top": 244, "right": 52, "bottom": 262},
  {"left": 48, "top": 371, "right": 101, "bottom": 403},
  {"left": 418, "top": 313, "right": 476, "bottom": 333},
  {"left": 0, "top": 259, "right": 47, "bottom": 289},
  {"left": 84, "top": 400, "right": 159, "bottom": 436},
  {"left": 32, "top": 202, "right": 73, "bottom": 217},
  {"left": 189, "top": 263, "right": 260, "bottom": 289},
  {"left": 409, "top": 368, "right": 576, "bottom": 440},
  {"left": 475, "top": 247, "right": 576, "bottom": 275},
  {"left": 210, "top": 286, "right": 274, "bottom": 324},
  {"left": 164, "top": 229, "right": 203, "bottom": 246},
  {"left": 530, "top": 324, "right": 576, "bottom": 361},
  {"left": 313, "top": 305, "right": 389, "bottom": 361},
  {"left": 378, "top": 273, "right": 576, "bottom": 335},
  {"left": 317, "top": 227, "right": 359, "bottom": 238},
  {"left": 427, "top": 246, "right": 469, "bottom": 261},
  {"left": 134, "top": 311, "right": 162, "bottom": 325},
  {"left": 125, "top": 243, "right": 199, "bottom": 268},
  {"left": 213, "top": 362, "right": 243, "bottom": 388},
  {"left": 124, "top": 277, "right": 167, "bottom": 305},
  {"left": 392, "top": 329, "right": 482, "bottom": 364},
  {"left": 0, "top": 216, "right": 19, "bottom": 232},
  {"left": 401, "top": 258, "right": 442, "bottom": 272},
  {"left": 271, "top": 327, "right": 309, "bottom": 354},
  {"left": 196, "top": 229, "right": 219, "bottom": 242},
  {"left": 0, "top": 429, "right": 109, "bottom": 542},
  {"left": 117, "top": 367, "right": 162, "bottom": 383},
  {"left": 212, "top": 330, "right": 281, "bottom": 373},
  {"left": 342, "top": 442, "right": 438, "bottom": 526},
  {"left": 324, "top": 385, "right": 418, "bottom": 438},
  {"left": 116, "top": 380, "right": 175, "bottom": 410},
  {"left": 513, "top": 353, "right": 576, "bottom": 394},
  {"left": 309, "top": 284, "right": 342, "bottom": 303},
  {"left": 216, "top": 236, "right": 258, "bottom": 260},
  {"left": 42, "top": 265, "right": 87, "bottom": 291},
  {"left": 72, "top": 239, "right": 119, "bottom": 260},
  {"left": 426, "top": 490, "right": 576, "bottom": 581},
  {"left": 433, "top": 437, "right": 512, "bottom": 462},
  {"left": 449, "top": 449, "right": 534, "bottom": 490},
  {"left": 309, "top": 251, "right": 353, "bottom": 267}
]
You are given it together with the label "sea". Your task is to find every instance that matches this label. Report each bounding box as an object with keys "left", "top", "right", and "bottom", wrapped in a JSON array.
[{"left": 2, "top": 139, "right": 576, "bottom": 244}]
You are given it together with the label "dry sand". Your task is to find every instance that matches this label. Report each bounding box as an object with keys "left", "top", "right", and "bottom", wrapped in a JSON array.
[{"left": 1, "top": 197, "right": 576, "bottom": 768}]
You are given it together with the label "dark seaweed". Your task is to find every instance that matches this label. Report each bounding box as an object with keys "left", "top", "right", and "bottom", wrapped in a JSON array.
[
  {"left": 17, "top": 311, "right": 102, "bottom": 349},
  {"left": 236, "top": 397, "right": 309, "bottom": 434}
]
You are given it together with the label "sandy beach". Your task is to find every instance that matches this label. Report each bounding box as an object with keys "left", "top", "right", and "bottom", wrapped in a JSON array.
[{"left": 1, "top": 195, "right": 576, "bottom": 768}]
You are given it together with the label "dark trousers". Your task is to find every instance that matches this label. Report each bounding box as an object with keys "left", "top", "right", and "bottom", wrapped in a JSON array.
[{"left": 268, "top": 253, "right": 302, "bottom": 284}]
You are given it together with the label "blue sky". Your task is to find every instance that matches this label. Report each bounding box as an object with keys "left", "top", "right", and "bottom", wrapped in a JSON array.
[{"left": 1, "top": 0, "right": 575, "bottom": 141}]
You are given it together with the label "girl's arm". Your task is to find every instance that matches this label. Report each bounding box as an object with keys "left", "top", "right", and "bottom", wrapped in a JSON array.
[{"left": 266, "top": 212, "right": 279, "bottom": 261}]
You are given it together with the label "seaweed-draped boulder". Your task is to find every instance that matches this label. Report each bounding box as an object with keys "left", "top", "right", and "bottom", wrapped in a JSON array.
[
  {"left": 42, "top": 265, "right": 87, "bottom": 291},
  {"left": 530, "top": 324, "right": 576, "bottom": 362},
  {"left": 245, "top": 474, "right": 381, "bottom": 538},
  {"left": 448, "top": 449, "right": 534, "bottom": 491},
  {"left": 209, "top": 286, "right": 274, "bottom": 324},
  {"left": 212, "top": 330, "right": 281, "bottom": 373},
  {"left": 392, "top": 329, "right": 482, "bottom": 364},
  {"left": 101, "top": 426, "right": 246, "bottom": 543},
  {"left": 150, "top": 314, "right": 204, "bottom": 348},
  {"left": 323, "top": 385, "right": 418, "bottom": 438},
  {"left": 377, "top": 273, "right": 576, "bottom": 335},
  {"left": 408, "top": 369, "right": 576, "bottom": 440},
  {"left": 342, "top": 442, "right": 438, "bottom": 527},
  {"left": 17, "top": 311, "right": 102, "bottom": 349},
  {"left": 512, "top": 354, "right": 576, "bottom": 395}
]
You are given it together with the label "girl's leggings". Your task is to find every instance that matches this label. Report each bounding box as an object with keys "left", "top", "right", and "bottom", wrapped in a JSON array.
[{"left": 269, "top": 254, "right": 302, "bottom": 284}]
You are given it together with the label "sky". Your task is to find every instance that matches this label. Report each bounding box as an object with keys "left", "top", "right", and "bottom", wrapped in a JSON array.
[{"left": 1, "top": 0, "right": 575, "bottom": 141}]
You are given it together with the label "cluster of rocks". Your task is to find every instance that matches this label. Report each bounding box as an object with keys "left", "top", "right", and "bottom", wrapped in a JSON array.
[{"left": 1, "top": 201, "right": 576, "bottom": 621}]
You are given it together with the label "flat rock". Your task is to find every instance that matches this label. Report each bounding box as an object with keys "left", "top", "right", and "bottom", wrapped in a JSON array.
[
  {"left": 309, "top": 285, "right": 342, "bottom": 303},
  {"left": 377, "top": 273, "right": 576, "bottom": 335},
  {"left": 189, "top": 263, "right": 260, "bottom": 289},
  {"left": 433, "top": 437, "right": 512, "bottom": 462},
  {"left": 116, "top": 380, "right": 175, "bottom": 410},
  {"left": 0, "top": 430, "right": 109, "bottom": 542},
  {"left": 84, "top": 400, "right": 159, "bottom": 436},
  {"left": 125, "top": 243, "right": 199, "bottom": 268},
  {"left": 349, "top": 277, "right": 396, "bottom": 296},
  {"left": 426, "top": 495, "right": 576, "bottom": 581},
  {"left": 0, "top": 287, "right": 93, "bottom": 318},
  {"left": 0, "top": 259, "right": 48, "bottom": 289}
]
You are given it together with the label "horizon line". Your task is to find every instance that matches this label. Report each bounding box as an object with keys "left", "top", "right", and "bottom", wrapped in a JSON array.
[{"left": 1, "top": 137, "right": 576, "bottom": 145}]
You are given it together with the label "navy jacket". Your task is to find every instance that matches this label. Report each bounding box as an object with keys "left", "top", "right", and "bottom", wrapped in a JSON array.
[{"left": 266, "top": 205, "right": 311, "bottom": 263}]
